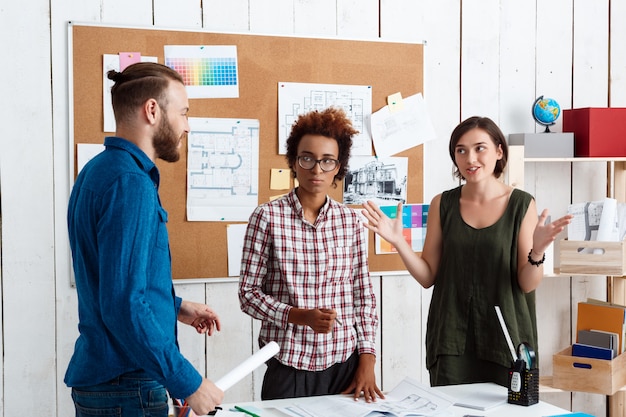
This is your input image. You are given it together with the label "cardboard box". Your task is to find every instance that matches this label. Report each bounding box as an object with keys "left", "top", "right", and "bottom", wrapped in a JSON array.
[
  {"left": 508, "top": 133, "right": 574, "bottom": 158},
  {"left": 563, "top": 107, "right": 626, "bottom": 157},
  {"left": 559, "top": 239, "right": 626, "bottom": 276},
  {"left": 553, "top": 346, "right": 626, "bottom": 395}
]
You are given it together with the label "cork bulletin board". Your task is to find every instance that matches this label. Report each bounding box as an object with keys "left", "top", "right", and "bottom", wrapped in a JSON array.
[{"left": 69, "top": 22, "right": 424, "bottom": 278}]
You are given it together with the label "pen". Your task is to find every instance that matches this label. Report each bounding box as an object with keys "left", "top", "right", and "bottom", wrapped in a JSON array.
[
  {"left": 335, "top": 317, "right": 342, "bottom": 326},
  {"left": 234, "top": 405, "right": 261, "bottom": 417}
]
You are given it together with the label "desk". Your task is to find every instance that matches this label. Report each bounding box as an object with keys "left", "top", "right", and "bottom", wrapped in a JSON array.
[{"left": 214, "top": 382, "right": 572, "bottom": 417}]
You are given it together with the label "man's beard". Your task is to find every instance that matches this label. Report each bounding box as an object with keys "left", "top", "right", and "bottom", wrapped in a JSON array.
[{"left": 153, "top": 114, "right": 184, "bottom": 163}]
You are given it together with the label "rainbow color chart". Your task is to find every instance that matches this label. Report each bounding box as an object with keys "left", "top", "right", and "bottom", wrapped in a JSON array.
[
  {"left": 376, "top": 204, "right": 429, "bottom": 254},
  {"left": 164, "top": 45, "right": 239, "bottom": 98},
  {"left": 165, "top": 57, "right": 237, "bottom": 87}
]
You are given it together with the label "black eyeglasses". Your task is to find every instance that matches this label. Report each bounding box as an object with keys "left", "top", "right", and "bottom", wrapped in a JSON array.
[{"left": 297, "top": 156, "right": 339, "bottom": 172}]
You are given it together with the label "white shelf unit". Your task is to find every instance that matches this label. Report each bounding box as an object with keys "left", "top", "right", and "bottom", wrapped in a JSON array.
[{"left": 507, "top": 145, "right": 626, "bottom": 416}]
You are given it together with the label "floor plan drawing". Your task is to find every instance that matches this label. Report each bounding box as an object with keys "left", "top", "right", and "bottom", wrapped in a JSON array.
[
  {"left": 278, "top": 82, "right": 372, "bottom": 155},
  {"left": 187, "top": 117, "right": 259, "bottom": 221}
]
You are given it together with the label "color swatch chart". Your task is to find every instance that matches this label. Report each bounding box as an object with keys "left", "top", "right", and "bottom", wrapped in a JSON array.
[
  {"left": 165, "top": 57, "right": 237, "bottom": 86},
  {"left": 376, "top": 204, "right": 429, "bottom": 254},
  {"left": 164, "top": 45, "right": 239, "bottom": 98}
]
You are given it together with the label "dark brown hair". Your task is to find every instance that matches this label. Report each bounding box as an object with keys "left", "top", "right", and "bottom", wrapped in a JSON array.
[
  {"left": 107, "top": 62, "right": 184, "bottom": 124},
  {"left": 285, "top": 107, "right": 358, "bottom": 186},
  {"left": 448, "top": 116, "right": 508, "bottom": 179}
]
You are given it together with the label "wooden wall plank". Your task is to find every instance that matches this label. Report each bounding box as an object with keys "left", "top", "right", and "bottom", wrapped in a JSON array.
[
  {"left": 536, "top": 0, "right": 573, "bottom": 131},
  {"left": 0, "top": 0, "right": 57, "bottom": 415},
  {"left": 101, "top": 0, "right": 153, "bottom": 25},
  {"left": 154, "top": 0, "right": 202, "bottom": 28},
  {"left": 175, "top": 284, "right": 209, "bottom": 383},
  {"left": 379, "top": 0, "right": 426, "bottom": 42},
  {"left": 499, "top": 1, "right": 537, "bottom": 134},
  {"left": 460, "top": 0, "right": 500, "bottom": 120},
  {"left": 380, "top": 275, "right": 422, "bottom": 390},
  {"left": 337, "top": 0, "right": 378, "bottom": 39},
  {"left": 203, "top": 0, "right": 250, "bottom": 31},
  {"left": 203, "top": 281, "right": 255, "bottom": 403},
  {"left": 610, "top": 0, "right": 626, "bottom": 106},
  {"left": 294, "top": 0, "right": 336, "bottom": 36},
  {"left": 249, "top": 0, "right": 294, "bottom": 33},
  {"left": 572, "top": 0, "right": 609, "bottom": 107}
]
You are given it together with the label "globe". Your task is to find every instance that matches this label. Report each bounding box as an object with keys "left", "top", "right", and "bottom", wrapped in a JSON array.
[{"left": 532, "top": 96, "right": 561, "bottom": 132}]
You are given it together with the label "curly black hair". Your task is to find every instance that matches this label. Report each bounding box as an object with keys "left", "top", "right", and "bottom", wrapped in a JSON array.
[{"left": 285, "top": 107, "right": 358, "bottom": 187}]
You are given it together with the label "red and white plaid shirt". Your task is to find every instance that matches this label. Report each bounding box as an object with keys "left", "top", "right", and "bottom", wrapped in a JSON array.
[{"left": 239, "top": 189, "right": 378, "bottom": 371}]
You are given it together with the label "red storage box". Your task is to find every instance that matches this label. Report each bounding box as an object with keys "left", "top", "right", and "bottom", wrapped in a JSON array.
[{"left": 563, "top": 107, "right": 626, "bottom": 157}]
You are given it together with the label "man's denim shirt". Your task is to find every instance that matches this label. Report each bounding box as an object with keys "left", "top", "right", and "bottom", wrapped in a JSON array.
[{"left": 65, "top": 137, "right": 201, "bottom": 399}]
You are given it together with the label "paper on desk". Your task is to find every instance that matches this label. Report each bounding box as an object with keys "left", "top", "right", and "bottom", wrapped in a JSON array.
[
  {"left": 215, "top": 341, "right": 279, "bottom": 391},
  {"left": 277, "top": 376, "right": 454, "bottom": 417},
  {"left": 433, "top": 382, "right": 507, "bottom": 411},
  {"left": 451, "top": 389, "right": 506, "bottom": 410}
]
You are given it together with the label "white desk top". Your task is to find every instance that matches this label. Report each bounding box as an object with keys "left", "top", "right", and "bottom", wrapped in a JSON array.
[{"left": 213, "top": 382, "right": 571, "bottom": 417}]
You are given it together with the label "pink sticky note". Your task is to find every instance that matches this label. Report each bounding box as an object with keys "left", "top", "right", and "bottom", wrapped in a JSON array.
[{"left": 119, "top": 52, "right": 141, "bottom": 71}]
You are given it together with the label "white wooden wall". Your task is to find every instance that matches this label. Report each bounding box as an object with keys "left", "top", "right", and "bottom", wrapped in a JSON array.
[{"left": 2, "top": 0, "right": 626, "bottom": 416}]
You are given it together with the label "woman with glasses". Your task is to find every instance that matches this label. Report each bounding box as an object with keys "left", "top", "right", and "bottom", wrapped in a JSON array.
[{"left": 239, "top": 107, "right": 383, "bottom": 402}]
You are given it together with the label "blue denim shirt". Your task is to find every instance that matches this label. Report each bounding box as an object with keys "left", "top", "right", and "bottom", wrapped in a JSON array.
[{"left": 65, "top": 137, "right": 202, "bottom": 399}]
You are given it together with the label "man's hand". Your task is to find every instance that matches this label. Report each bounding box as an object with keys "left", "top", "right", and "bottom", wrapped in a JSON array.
[
  {"left": 178, "top": 300, "right": 221, "bottom": 335},
  {"left": 186, "top": 378, "right": 224, "bottom": 415}
]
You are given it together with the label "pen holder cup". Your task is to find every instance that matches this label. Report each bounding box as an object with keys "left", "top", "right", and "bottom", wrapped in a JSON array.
[
  {"left": 173, "top": 404, "right": 197, "bottom": 417},
  {"left": 507, "top": 364, "right": 539, "bottom": 406}
]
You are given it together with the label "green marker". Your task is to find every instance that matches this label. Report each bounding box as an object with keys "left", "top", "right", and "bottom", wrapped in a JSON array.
[{"left": 234, "top": 405, "right": 262, "bottom": 417}]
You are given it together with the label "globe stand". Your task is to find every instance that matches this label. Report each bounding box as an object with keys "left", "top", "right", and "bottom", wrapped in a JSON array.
[{"left": 532, "top": 96, "right": 560, "bottom": 133}]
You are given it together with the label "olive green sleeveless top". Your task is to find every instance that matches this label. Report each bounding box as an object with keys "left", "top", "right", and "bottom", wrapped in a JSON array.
[{"left": 425, "top": 186, "right": 538, "bottom": 370}]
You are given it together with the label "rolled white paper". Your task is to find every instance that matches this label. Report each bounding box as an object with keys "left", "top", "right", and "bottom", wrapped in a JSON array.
[{"left": 214, "top": 341, "right": 280, "bottom": 391}]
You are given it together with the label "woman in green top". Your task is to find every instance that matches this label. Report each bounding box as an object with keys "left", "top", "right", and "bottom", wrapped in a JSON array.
[{"left": 362, "top": 116, "right": 573, "bottom": 386}]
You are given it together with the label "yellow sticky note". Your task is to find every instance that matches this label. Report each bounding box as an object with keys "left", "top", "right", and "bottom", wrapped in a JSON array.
[
  {"left": 270, "top": 168, "right": 291, "bottom": 190},
  {"left": 387, "top": 92, "right": 404, "bottom": 113}
]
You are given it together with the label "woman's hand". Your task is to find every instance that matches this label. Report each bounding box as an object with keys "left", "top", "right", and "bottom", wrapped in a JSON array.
[
  {"left": 361, "top": 201, "right": 404, "bottom": 245},
  {"left": 532, "top": 209, "right": 573, "bottom": 255}
]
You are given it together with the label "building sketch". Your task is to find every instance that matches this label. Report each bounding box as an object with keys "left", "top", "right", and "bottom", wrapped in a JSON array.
[{"left": 343, "top": 156, "right": 408, "bottom": 205}]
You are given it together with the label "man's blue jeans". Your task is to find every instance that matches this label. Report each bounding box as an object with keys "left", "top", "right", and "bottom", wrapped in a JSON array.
[{"left": 71, "top": 370, "right": 169, "bottom": 417}]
